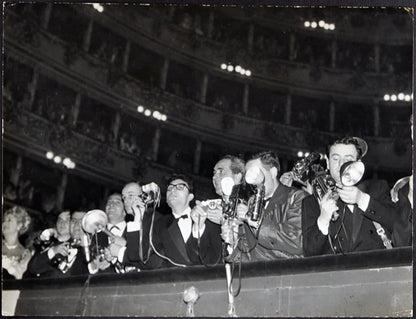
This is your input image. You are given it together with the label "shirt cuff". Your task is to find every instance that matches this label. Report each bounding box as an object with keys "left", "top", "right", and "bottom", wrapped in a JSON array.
[
  {"left": 192, "top": 224, "right": 206, "bottom": 239},
  {"left": 357, "top": 193, "right": 371, "bottom": 212},
  {"left": 317, "top": 216, "right": 329, "bottom": 235},
  {"left": 47, "top": 248, "right": 55, "bottom": 260},
  {"left": 127, "top": 221, "right": 141, "bottom": 232},
  {"left": 117, "top": 246, "right": 127, "bottom": 263}
]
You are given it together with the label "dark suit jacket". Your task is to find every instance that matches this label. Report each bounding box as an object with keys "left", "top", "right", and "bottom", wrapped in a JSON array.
[
  {"left": 91, "top": 210, "right": 164, "bottom": 270},
  {"left": 302, "top": 179, "right": 397, "bottom": 256},
  {"left": 153, "top": 214, "right": 222, "bottom": 267},
  {"left": 26, "top": 241, "right": 89, "bottom": 278},
  {"left": 392, "top": 183, "right": 412, "bottom": 247}
]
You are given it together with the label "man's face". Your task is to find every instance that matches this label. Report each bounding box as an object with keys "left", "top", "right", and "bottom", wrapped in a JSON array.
[
  {"left": 122, "top": 183, "right": 143, "bottom": 215},
  {"left": 105, "top": 194, "right": 125, "bottom": 224},
  {"left": 245, "top": 158, "right": 277, "bottom": 198},
  {"left": 212, "top": 159, "right": 241, "bottom": 197},
  {"left": 166, "top": 179, "right": 193, "bottom": 210},
  {"left": 328, "top": 143, "right": 359, "bottom": 185},
  {"left": 56, "top": 211, "right": 71, "bottom": 237},
  {"left": 70, "top": 212, "right": 85, "bottom": 240}
]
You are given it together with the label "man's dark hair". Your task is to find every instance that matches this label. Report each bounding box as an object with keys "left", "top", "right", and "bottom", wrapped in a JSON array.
[
  {"left": 250, "top": 151, "right": 280, "bottom": 175},
  {"left": 327, "top": 136, "right": 363, "bottom": 159},
  {"left": 167, "top": 173, "right": 194, "bottom": 193},
  {"left": 219, "top": 155, "right": 245, "bottom": 175}
]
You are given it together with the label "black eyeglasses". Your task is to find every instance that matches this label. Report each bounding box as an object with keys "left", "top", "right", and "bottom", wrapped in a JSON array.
[{"left": 167, "top": 183, "right": 189, "bottom": 191}]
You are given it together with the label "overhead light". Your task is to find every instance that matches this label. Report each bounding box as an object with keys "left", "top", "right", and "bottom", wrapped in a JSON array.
[
  {"left": 227, "top": 65, "right": 234, "bottom": 72},
  {"left": 53, "top": 156, "right": 62, "bottom": 164},
  {"left": 383, "top": 94, "right": 390, "bottom": 101},
  {"left": 137, "top": 105, "right": 144, "bottom": 113},
  {"left": 404, "top": 94, "right": 411, "bottom": 102},
  {"left": 304, "top": 152, "right": 310, "bottom": 157},
  {"left": 63, "top": 158, "right": 72, "bottom": 167},
  {"left": 297, "top": 151, "right": 304, "bottom": 157},
  {"left": 144, "top": 109, "right": 151, "bottom": 116},
  {"left": 304, "top": 21, "right": 310, "bottom": 27},
  {"left": 235, "top": 65, "right": 241, "bottom": 72},
  {"left": 398, "top": 93, "right": 405, "bottom": 100},
  {"left": 311, "top": 21, "right": 317, "bottom": 28},
  {"left": 152, "top": 110, "right": 161, "bottom": 119},
  {"left": 220, "top": 63, "right": 227, "bottom": 70},
  {"left": 391, "top": 94, "right": 397, "bottom": 101},
  {"left": 161, "top": 114, "right": 167, "bottom": 121},
  {"left": 46, "top": 151, "right": 54, "bottom": 159},
  {"left": 245, "top": 70, "right": 252, "bottom": 77},
  {"left": 329, "top": 24, "right": 335, "bottom": 30},
  {"left": 318, "top": 20, "right": 325, "bottom": 27}
]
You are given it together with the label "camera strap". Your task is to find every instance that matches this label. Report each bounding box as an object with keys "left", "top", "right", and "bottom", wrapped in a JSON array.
[{"left": 372, "top": 221, "right": 393, "bottom": 249}]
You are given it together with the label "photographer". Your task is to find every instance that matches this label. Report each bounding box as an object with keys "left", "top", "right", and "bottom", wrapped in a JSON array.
[
  {"left": 27, "top": 211, "right": 89, "bottom": 277},
  {"left": 221, "top": 151, "right": 307, "bottom": 261},
  {"left": 302, "top": 137, "right": 397, "bottom": 256},
  {"left": 152, "top": 174, "right": 222, "bottom": 266}
]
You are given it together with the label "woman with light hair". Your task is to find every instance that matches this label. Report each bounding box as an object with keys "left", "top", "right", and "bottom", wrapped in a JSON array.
[{"left": 2, "top": 206, "right": 33, "bottom": 279}]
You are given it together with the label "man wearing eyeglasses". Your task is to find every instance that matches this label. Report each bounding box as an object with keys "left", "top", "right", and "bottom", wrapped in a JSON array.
[{"left": 152, "top": 174, "right": 222, "bottom": 266}]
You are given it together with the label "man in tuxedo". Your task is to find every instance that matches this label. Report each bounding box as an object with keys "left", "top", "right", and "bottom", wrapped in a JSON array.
[
  {"left": 27, "top": 211, "right": 89, "bottom": 277},
  {"left": 120, "top": 182, "right": 164, "bottom": 269},
  {"left": 88, "top": 193, "right": 140, "bottom": 273},
  {"left": 302, "top": 136, "right": 397, "bottom": 256},
  {"left": 153, "top": 174, "right": 222, "bottom": 267}
]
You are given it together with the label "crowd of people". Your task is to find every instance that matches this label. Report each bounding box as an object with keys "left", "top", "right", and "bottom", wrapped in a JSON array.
[{"left": 3, "top": 133, "right": 413, "bottom": 280}]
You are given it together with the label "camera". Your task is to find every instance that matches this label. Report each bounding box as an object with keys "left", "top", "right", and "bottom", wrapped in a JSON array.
[
  {"left": 140, "top": 182, "right": 161, "bottom": 206},
  {"left": 200, "top": 199, "right": 223, "bottom": 211},
  {"left": 292, "top": 152, "right": 322, "bottom": 183}
]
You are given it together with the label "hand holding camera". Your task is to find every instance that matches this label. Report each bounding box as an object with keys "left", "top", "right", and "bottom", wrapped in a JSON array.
[
  {"left": 318, "top": 190, "right": 339, "bottom": 225},
  {"left": 191, "top": 201, "right": 208, "bottom": 233}
]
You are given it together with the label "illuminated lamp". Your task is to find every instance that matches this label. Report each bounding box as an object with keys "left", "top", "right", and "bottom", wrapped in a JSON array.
[
  {"left": 54, "top": 156, "right": 62, "bottom": 164},
  {"left": 137, "top": 105, "right": 144, "bottom": 113},
  {"left": 297, "top": 151, "right": 303, "bottom": 157},
  {"left": 383, "top": 94, "right": 390, "bottom": 101},
  {"left": 46, "top": 151, "right": 54, "bottom": 159},
  {"left": 304, "top": 21, "right": 310, "bottom": 27},
  {"left": 63, "top": 158, "right": 72, "bottom": 167},
  {"left": 311, "top": 21, "right": 317, "bottom": 28},
  {"left": 144, "top": 109, "right": 151, "bottom": 116},
  {"left": 329, "top": 24, "right": 335, "bottom": 30},
  {"left": 391, "top": 94, "right": 397, "bottom": 102},
  {"left": 227, "top": 65, "right": 234, "bottom": 72},
  {"left": 404, "top": 94, "right": 411, "bottom": 102},
  {"left": 221, "top": 63, "right": 227, "bottom": 70},
  {"left": 235, "top": 65, "right": 241, "bottom": 72},
  {"left": 398, "top": 93, "right": 404, "bottom": 100},
  {"left": 319, "top": 20, "right": 325, "bottom": 27},
  {"left": 245, "top": 70, "right": 252, "bottom": 77}
]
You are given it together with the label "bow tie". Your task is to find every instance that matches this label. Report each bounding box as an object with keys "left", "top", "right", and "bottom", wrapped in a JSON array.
[
  {"left": 177, "top": 215, "right": 189, "bottom": 220},
  {"left": 109, "top": 225, "right": 120, "bottom": 231}
]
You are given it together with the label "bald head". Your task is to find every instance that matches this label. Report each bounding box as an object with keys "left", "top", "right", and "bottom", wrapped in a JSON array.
[{"left": 122, "top": 182, "right": 143, "bottom": 215}]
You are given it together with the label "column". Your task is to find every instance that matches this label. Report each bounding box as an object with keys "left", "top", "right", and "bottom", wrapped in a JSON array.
[
  {"left": 9, "top": 156, "right": 23, "bottom": 187},
  {"left": 329, "top": 101, "right": 335, "bottom": 132},
  {"left": 193, "top": 139, "right": 202, "bottom": 174},
  {"left": 374, "top": 43, "right": 380, "bottom": 73},
  {"left": 28, "top": 69, "right": 39, "bottom": 111},
  {"left": 152, "top": 127, "right": 161, "bottom": 161},
  {"left": 42, "top": 3, "right": 53, "bottom": 29},
  {"left": 122, "top": 40, "right": 131, "bottom": 73},
  {"left": 248, "top": 23, "right": 254, "bottom": 52},
  {"left": 71, "top": 92, "right": 81, "bottom": 127},
  {"left": 242, "top": 83, "right": 249, "bottom": 115},
  {"left": 112, "top": 111, "right": 121, "bottom": 145},
  {"left": 207, "top": 11, "right": 214, "bottom": 39},
  {"left": 83, "top": 18, "right": 93, "bottom": 52},
  {"left": 373, "top": 102, "right": 380, "bottom": 136},
  {"left": 168, "top": 6, "right": 175, "bottom": 21},
  {"left": 289, "top": 33, "right": 296, "bottom": 61},
  {"left": 285, "top": 93, "right": 292, "bottom": 125},
  {"left": 331, "top": 40, "right": 337, "bottom": 68},
  {"left": 160, "top": 58, "right": 170, "bottom": 90},
  {"left": 56, "top": 173, "right": 68, "bottom": 211},
  {"left": 200, "top": 73, "right": 209, "bottom": 104}
]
